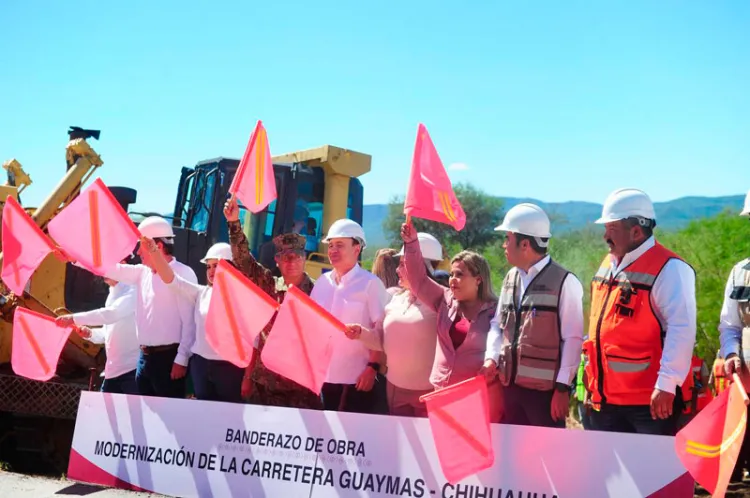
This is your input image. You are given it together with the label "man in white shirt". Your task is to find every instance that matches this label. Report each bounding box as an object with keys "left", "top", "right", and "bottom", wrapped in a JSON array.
[
  {"left": 310, "top": 219, "right": 391, "bottom": 413},
  {"left": 718, "top": 190, "right": 750, "bottom": 479},
  {"left": 56, "top": 265, "right": 139, "bottom": 394},
  {"left": 583, "top": 188, "right": 696, "bottom": 436},
  {"left": 720, "top": 190, "right": 750, "bottom": 375},
  {"left": 482, "top": 203, "right": 584, "bottom": 428},
  {"left": 96, "top": 216, "right": 198, "bottom": 399}
]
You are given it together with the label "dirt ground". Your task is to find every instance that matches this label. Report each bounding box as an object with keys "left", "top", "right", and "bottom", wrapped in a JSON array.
[
  {"left": 695, "top": 482, "right": 750, "bottom": 497},
  {"left": 0, "top": 471, "right": 164, "bottom": 498}
]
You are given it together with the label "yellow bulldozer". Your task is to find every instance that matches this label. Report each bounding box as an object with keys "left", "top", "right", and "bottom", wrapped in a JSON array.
[{"left": 0, "top": 127, "right": 372, "bottom": 473}]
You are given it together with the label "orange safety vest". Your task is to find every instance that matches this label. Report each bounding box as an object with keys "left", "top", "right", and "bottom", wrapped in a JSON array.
[
  {"left": 713, "top": 357, "right": 729, "bottom": 395},
  {"left": 584, "top": 242, "right": 687, "bottom": 406},
  {"left": 682, "top": 355, "right": 713, "bottom": 414}
]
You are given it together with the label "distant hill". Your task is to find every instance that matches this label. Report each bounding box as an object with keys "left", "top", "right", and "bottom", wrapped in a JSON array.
[{"left": 363, "top": 195, "right": 745, "bottom": 249}]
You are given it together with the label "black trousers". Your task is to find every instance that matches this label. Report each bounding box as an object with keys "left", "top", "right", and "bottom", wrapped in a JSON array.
[
  {"left": 589, "top": 392, "right": 684, "bottom": 436},
  {"left": 501, "top": 384, "right": 566, "bottom": 428},
  {"left": 321, "top": 382, "right": 378, "bottom": 414}
]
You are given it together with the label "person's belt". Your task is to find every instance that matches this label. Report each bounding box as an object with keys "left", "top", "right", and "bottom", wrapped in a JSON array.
[{"left": 140, "top": 344, "right": 179, "bottom": 354}]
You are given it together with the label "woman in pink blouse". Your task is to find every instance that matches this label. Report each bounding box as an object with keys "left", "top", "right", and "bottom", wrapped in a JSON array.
[{"left": 400, "top": 220, "right": 502, "bottom": 422}]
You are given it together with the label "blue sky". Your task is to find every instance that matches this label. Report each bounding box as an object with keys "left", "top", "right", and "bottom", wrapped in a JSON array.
[{"left": 1, "top": 1, "right": 748, "bottom": 215}]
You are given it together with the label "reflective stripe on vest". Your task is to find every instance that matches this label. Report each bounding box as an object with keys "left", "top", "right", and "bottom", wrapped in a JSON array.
[
  {"left": 584, "top": 242, "right": 685, "bottom": 406},
  {"left": 497, "top": 259, "right": 570, "bottom": 391},
  {"left": 713, "top": 357, "right": 729, "bottom": 395}
]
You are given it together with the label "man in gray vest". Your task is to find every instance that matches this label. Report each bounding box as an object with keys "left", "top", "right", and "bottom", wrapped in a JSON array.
[
  {"left": 481, "top": 203, "right": 584, "bottom": 428},
  {"left": 720, "top": 189, "right": 750, "bottom": 480}
]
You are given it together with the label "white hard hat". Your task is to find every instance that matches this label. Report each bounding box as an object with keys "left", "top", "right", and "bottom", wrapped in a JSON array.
[
  {"left": 740, "top": 190, "right": 750, "bottom": 217},
  {"left": 200, "top": 242, "right": 233, "bottom": 264},
  {"left": 397, "top": 232, "right": 443, "bottom": 261},
  {"left": 323, "top": 219, "right": 367, "bottom": 249},
  {"left": 595, "top": 188, "right": 656, "bottom": 224},
  {"left": 138, "top": 216, "right": 175, "bottom": 242},
  {"left": 494, "top": 203, "right": 552, "bottom": 240}
]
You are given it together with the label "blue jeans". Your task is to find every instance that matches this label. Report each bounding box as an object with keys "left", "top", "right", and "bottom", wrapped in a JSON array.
[
  {"left": 101, "top": 369, "right": 138, "bottom": 395},
  {"left": 189, "top": 354, "right": 244, "bottom": 403},
  {"left": 136, "top": 346, "right": 186, "bottom": 398}
]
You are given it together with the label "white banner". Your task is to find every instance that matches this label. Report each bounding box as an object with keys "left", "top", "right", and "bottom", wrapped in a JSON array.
[{"left": 68, "top": 392, "right": 693, "bottom": 497}]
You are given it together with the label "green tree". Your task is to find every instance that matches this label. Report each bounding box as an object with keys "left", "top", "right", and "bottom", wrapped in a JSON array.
[
  {"left": 659, "top": 211, "right": 750, "bottom": 363},
  {"left": 382, "top": 183, "right": 505, "bottom": 251}
]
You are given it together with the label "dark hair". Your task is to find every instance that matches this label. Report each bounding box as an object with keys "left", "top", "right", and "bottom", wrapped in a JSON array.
[
  {"left": 514, "top": 233, "right": 548, "bottom": 255},
  {"left": 156, "top": 238, "right": 175, "bottom": 256}
]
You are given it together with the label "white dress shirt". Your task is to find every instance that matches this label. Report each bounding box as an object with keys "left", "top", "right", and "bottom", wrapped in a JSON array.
[
  {"left": 104, "top": 260, "right": 198, "bottom": 367},
  {"left": 719, "top": 258, "right": 750, "bottom": 359},
  {"left": 609, "top": 236, "right": 697, "bottom": 394},
  {"left": 166, "top": 276, "right": 223, "bottom": 361},
  {"left": 72, "top": 283, "right": 139, "bottom": 379},
  {"left": 485, "top": 255, "right": 585, "bottom": 385},
  {"left": 310, "top": 264, "right": 391, "bottom": 384}
]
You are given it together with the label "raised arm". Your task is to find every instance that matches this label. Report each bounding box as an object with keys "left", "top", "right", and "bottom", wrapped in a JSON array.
[
  {"left": 401, "top": 221, "right": 446, "bottom": 312},
  {"left": 224, "top": 196, "right": 276, "bottom": 293},
  {"left": 141, "top": 237, "right": 203, "bottom": 301}
]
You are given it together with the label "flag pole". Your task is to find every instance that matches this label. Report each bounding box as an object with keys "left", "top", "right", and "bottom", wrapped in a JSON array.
[{"left": 732, "top": 373, "right": 750, "bottom": 406}]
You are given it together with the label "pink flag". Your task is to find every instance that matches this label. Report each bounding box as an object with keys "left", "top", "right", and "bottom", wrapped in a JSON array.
[
  {"left": 261, "top": 286, "right": 338, "bottom": 395},
  {"left": 1, "top": 195, "right": 56, "bottom": 295},
  {"left": 12, "top": 307, "right": 72, "bottom": 381},
  {"left": 48, "top": 178, "right": 140, "bottom": 276},
  {"left": 404, "top": 123, "right": 466, "bottom": 230},
  {"left": 228, "top": 121, "right": 277, "bottom": 214},
  {"left": 205, "top": 260, "right": 279, "bottom": 368},
  {"left": 675, "top": 374, "right": 750, "bottom": 498},
  {"left": 420, "top": 375, "right": 494, "bottom": 484}
]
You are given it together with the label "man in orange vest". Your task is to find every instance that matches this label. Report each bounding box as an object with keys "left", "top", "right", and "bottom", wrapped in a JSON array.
[{"left": 583, "top": 188, "right": 696, "bottom": 436}]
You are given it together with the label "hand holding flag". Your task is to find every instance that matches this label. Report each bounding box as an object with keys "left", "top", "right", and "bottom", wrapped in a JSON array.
[
  {"left": 48, "top": 178, "right": 139, "bottom": 276},
  {"left": 205, "top": 260, "right": 279, "bottom": 368},
  {"left": 675, "top": 373, "right": 750, "bottom": 497},
  {"left": 1, "top": 196, "right": 56, "bottom": 295},
  {"left": 420, "top": 376, "right": 495, "bottom": 484},
  {"left": 229, "top": 121, "right": 277, "bottom": 214},
  {"left": 404, "top": 124, "right": 466, "bottom": 230}
]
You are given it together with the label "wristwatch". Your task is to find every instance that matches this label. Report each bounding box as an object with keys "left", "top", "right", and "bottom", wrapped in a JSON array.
[{"left": 367, "top": 362, "right": 381, "bottom": 372}]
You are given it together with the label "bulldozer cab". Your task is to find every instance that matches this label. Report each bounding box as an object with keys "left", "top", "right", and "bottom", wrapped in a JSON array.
[{"left": 170, "top": 147, "right": 368, "bottom": 283}]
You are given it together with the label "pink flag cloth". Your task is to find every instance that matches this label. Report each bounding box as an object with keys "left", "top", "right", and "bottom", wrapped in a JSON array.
[
  {"left": 48, "top": 178, "right": 140, "bottom": 276},
  {"left": 675, "top": 374, "right": 750, "bottom": 498},
  {"left": 1, "top": 195, "right": 56, "bottom": 295},
  {"left": 205, "top": 260, "right": 279, "bottom": 368},
  {"left": 12, "top": 307, "right": 72, "bottom": 381},
  {"left": 404, "top": 123, "right": 466, "bottom": 231},
  {"left": 420, "top": 375, "right": 494, "bottom": 484},
  {"left": 261, "top": 285, "right": 339, "bottom": 395},
  {"left": 228, "top": 120, "right": 277, "bottom": 214}
]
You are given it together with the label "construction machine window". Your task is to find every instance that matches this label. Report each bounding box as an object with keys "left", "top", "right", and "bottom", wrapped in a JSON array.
[
  {"left": 189, "top": 168, "right": 218, "bottom": 233},
  {"left": 295, "top": 167, "right": 325, "bottom": 254},
  {"left": 347, "top": 177, "right": 364, "bottom": 224},
  {"left": 264, "top": 199, "right": 277, "bottom": 237}
]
